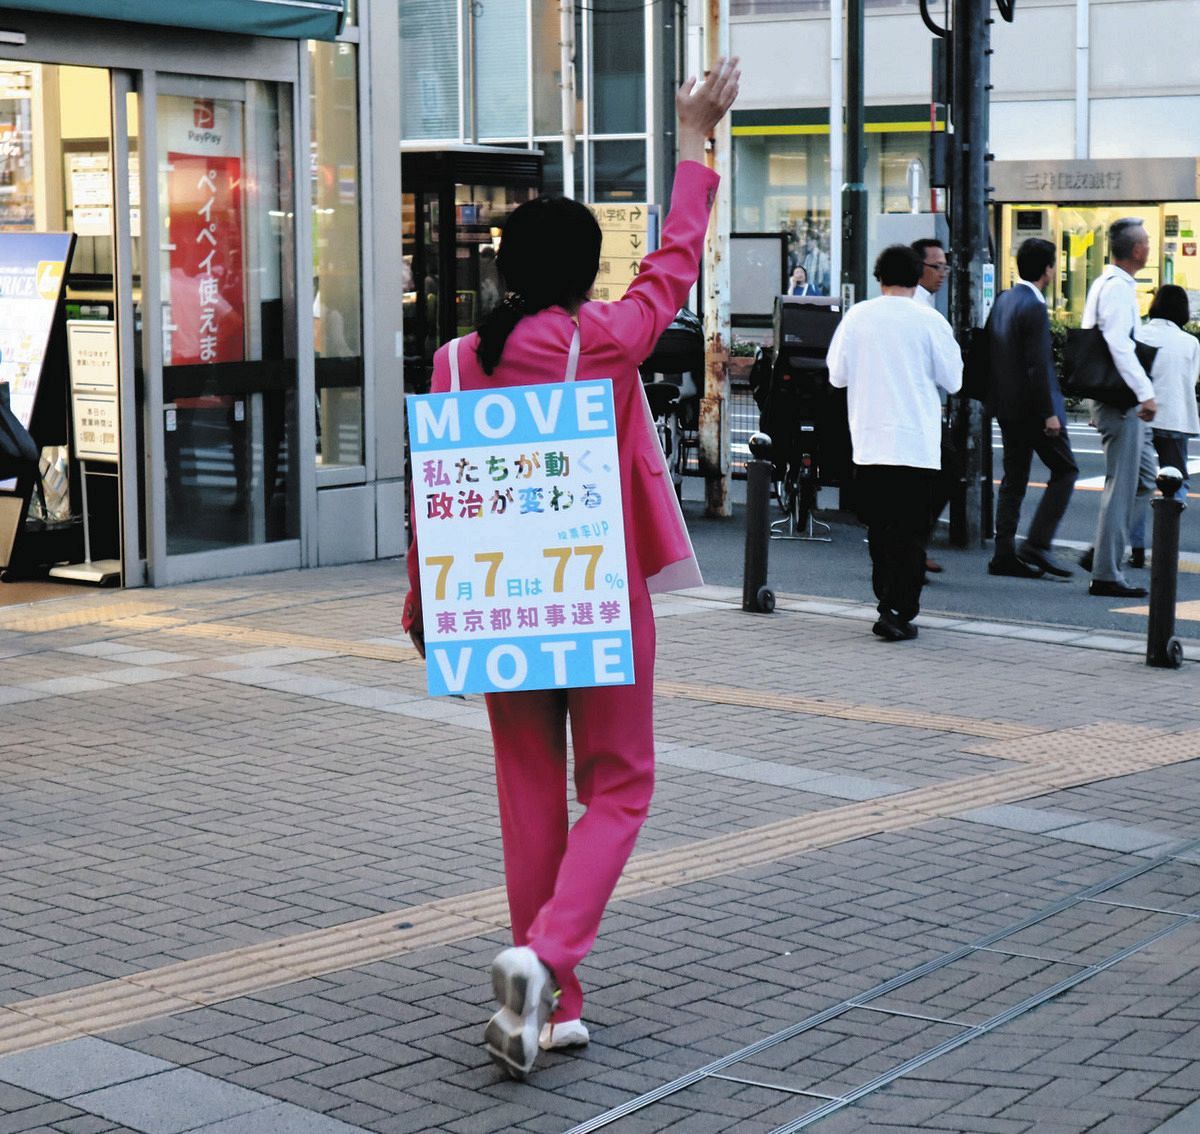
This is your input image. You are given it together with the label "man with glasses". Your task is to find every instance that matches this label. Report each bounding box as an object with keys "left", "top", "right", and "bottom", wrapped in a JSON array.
[
  {"left": 912, "top": 237, "right": 953, "bottom": 575},
  {"left": 913, "top": 238, "right": 949, "bottom": 307}
]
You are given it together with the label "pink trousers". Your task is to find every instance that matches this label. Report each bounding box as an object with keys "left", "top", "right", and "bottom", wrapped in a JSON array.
[{"left": 484, "top": 584, "right": 656, "bottom": 1021}]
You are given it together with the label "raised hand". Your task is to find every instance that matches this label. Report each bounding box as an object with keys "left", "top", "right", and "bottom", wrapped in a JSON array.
[{"left": 677, "top": 56, "right": 740, "bottom": 163}]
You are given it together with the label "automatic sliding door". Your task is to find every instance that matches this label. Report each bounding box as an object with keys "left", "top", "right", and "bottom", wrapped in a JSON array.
[{"left": 155, "top": 80, "right": 298, "bottom": 558}]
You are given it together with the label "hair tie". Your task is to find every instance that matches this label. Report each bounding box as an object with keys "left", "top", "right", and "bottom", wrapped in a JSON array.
[{"left": 502, "top": 292, "right": 527, "bottom": 315}]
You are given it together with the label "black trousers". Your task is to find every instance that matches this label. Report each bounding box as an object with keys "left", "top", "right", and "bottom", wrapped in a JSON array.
[
  {"left": 994, "top": 418, "right": 1078, "bottom": 557},
  {"left": 856, "top": 464, "right": 934, "bottom": 623}
]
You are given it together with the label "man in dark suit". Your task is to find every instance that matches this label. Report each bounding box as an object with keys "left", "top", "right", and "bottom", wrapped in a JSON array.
[{"left": 986, "top": 237, "right": 1078, "bottom": 578}]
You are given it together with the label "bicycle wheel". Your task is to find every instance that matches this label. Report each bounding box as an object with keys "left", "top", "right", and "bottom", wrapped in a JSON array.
[{"left": 777, "top": 466, "right": 798, "bottom": 519}]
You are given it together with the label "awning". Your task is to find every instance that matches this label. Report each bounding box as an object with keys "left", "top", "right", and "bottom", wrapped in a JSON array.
[{"left": 0, "top": 0, "right": 345, "bottom": 41}]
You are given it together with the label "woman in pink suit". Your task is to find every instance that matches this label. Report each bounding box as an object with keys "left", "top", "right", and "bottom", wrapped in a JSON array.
[{"left": 403, "top": 58, "right": 739, "bottom": 1080}]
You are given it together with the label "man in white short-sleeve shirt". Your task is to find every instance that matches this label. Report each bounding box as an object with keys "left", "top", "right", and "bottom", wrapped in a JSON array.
[{"left": 828, "top": 244, "right": 963, "bottom": 641}]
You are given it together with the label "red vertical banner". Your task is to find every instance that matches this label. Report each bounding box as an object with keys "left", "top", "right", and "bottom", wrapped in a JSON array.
[{"left": 164, "top": 98, "right": 245, "bottom": 367}]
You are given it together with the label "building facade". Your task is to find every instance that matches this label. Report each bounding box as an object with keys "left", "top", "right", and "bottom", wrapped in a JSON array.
[
  {"left": 730, "top": 0, "right": 1200, "bottom": 319},
  {"left": 0, "top": 0, "right": 407, "bottom": 590}
]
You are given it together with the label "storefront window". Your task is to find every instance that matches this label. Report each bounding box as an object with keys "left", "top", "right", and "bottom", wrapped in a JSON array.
[
  {"left": 590, "top": 0, "right": 645, "bottom": 134},
  {"left": 475, "top": 1, "right": 528, "bottom": 139},
  {"left": 592, "top": 138, "right": 646, "bottom": 202},
  {"left": 0, "top": 63, "right": 130, "bottom": 565},
  {"left": 0, "top": 66, "right": 36, "bottom": 231},
  {"left": 733, "top": 132, "right": 833, "bottom": 295},
  {"left": 399, "top": 0, "right": 459, "bottom": 139},
  {"left": 310, "top": 40, "right": 364, "bottom": 469},
  {"left": 868, "top": 132, "right": 930, "bottom": 215},
  {"left": 999, "top": 203, "right": 1170, "bottom": 323},
  {"left": 539, "top": 140, "right": 584, "bottom": 199}
]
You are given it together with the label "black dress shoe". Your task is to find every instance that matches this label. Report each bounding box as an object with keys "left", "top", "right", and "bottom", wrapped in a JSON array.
[
  {"left": 1128, "top": 547, "right": 1146, "bottom": 569},
  {"left": 1089, "top": 580, "right": 1148, "bottom": 598},
  {"left": 1018, "top": 546, "right": 1073, "bottom": 578},
  {"left": 872, "top": 612, "right": 918, "bottom": 641},
  {"left": 1079, "top": 547, "right": 1094, "bottom": 573},
  {"left": 988, "top": 555, "right": 1044, "bottom": 579}
]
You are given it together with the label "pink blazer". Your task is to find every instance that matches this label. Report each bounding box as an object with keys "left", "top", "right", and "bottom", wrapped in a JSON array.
[{"left": 404, "top": 160, "right": 718, "bottom": 634}]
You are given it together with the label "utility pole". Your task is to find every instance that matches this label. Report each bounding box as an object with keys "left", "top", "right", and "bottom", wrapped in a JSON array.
[
  {"left": 946, "top": 0, "right": 993, "bottom": 546},
  {"left": 700, "top": 0, "right": 732, "bottom": 517},
  {"left": 840, "top": 0, "right": 866, "bottom": 308},
  {"left": 559, "top": 0, "right": 576, "bottom": 197},
  {"left": 828, "top": 0, "right": 844, "bottom": 290}
]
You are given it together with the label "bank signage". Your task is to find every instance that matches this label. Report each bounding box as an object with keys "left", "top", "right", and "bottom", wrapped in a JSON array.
[
  {"left": 992, "top": 158, "right": 1200, "bottom": 203},
  {"left": 407, "top": 379, "right": 633, "bottom": 698}
]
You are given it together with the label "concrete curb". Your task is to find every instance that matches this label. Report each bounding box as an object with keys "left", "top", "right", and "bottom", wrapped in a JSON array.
[{"left": 671, "top": 583, "right": 1200, "bottom": 663}]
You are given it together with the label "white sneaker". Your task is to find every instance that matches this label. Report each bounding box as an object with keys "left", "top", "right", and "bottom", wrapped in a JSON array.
[
  {"left": 539, "top": 1018, "right": 589, "bottom": 1050},
  {"left": 484, "top": 947, "right": 560, "bottom": 1080}
]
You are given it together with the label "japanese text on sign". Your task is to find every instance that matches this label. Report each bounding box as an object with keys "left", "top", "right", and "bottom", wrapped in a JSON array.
[
  {"left": 407, "top": 380, "right": 632, "bottom": 697},
  {"left": 588, "top": 203, "right": 650, "bottom": 301}
]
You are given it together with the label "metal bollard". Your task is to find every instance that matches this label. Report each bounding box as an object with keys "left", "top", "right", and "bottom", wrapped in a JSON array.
[
  {"left": 1146, "top": 466, "right": 1186, "bottom": 669},
  {"left": 742, "top": 432, "right": 776, "bottom": 614}
]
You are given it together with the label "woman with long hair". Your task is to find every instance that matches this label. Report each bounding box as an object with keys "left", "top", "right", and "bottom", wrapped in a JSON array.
[{"left": 402, "top": 58, "right": 739, "bottom": 1080}]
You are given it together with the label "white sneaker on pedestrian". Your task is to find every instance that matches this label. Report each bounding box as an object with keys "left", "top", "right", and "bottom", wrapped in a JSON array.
[
  {"left": 539, "top": 1018, "right": 589, "bottom": 1050},
  {"left": 484, "top": 946, "right": 560, "bottom": 1080}
]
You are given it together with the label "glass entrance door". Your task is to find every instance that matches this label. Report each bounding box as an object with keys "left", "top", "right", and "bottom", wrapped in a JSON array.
[{"left": 152, "top": 76, "right": 299, "bottom": 565}]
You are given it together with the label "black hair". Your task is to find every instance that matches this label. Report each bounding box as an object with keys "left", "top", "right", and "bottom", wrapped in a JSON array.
[
  {"left": 874, "top": 244, "right": 924, "bottom": 288},
  {"left": 1148, "top": 283, "right": 1190, "bottom": 329},
  {"left": 911, "top": 237, "right": 945, "bottom": 261},
  {"left": 1016, "top": 237, "right": 1056, "bottom": 283},
  {"left": 476, "top": 196, "right": 603, "bottom": 375},
  {"left": 1108, "top": 216, "right": 1145, "bottom": 262}
]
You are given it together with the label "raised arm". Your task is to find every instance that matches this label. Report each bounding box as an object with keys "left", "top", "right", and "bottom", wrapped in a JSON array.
[{"left": 584, "top": 58, "right": 739, "bottom": 363}]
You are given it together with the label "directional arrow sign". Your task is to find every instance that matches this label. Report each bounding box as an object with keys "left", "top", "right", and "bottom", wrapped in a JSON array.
[{"left": 587, "top": 202, "right": 650, "bottom": 300}]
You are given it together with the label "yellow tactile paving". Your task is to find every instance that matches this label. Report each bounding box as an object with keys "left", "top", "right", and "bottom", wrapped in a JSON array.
[
  {"left": 1117, "top": 598, "right": 1200, "bottom": 619},
  {"left": 150, "top": 619, "right": 421, "bottom": 664},
  {"left": 1, "top": 718, "right": 1195, "bottom": 1058},
  {"left": 656, "top": 680, "right": 1039, "bottom": 741},
  {"left": 0, "top": 601, "right": 176, "bottom": 633}
]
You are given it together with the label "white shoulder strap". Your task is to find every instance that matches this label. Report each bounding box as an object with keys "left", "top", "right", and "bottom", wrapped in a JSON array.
[
  {"left": 447, "top": 336, "right": 463, "bottom": 392},
  {"left": 564, "top": 326, "right": 581, "bottom": 383},
  {"left": 449, "top": 328, "right": 576, "bottom": 388}
]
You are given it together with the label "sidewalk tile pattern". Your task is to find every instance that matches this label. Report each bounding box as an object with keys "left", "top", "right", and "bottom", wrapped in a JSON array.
[{"left": 0, "top": 566, "right": 1196, "bottom": 1133}]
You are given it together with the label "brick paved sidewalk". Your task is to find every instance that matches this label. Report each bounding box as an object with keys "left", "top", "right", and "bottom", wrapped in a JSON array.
[{"left": 0, "top": 563, "right": 1196, "bottom": 1133}]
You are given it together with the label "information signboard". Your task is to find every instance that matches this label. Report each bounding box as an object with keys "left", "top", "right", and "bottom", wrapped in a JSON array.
[
  {"left": 407, "top": 379, "right": 633, "bottom": 697},
  {"left": 588, "top": 203, "right": 650, "bottom": 302},
  {"left": 67, "top": 320, "right": 120, "bottom": 462}
]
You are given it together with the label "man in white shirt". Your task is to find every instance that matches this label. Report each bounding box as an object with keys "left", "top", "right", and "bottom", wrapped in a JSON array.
[
  {"left": 912, "top": 238, "right": 948, "bottom": 308},
  {"left": 828, "top": 245, "right": 963, "bottom": 640},
  {"left": 1080, "top": 217, "right": 1158, "bottom": 598}
]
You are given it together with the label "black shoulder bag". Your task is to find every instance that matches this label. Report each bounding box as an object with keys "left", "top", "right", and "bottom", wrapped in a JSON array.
[{"left": 1061, "top": 277, "right": 1157, "bottom": 410}]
